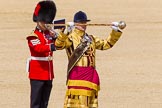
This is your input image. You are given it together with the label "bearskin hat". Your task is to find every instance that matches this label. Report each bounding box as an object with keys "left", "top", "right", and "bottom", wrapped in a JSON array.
[
  {"left": 33, "top": 0, "right": 57, "bottom": 24},
  {"left": 74, "top": 11, "right": 90, "bottom": 22}
]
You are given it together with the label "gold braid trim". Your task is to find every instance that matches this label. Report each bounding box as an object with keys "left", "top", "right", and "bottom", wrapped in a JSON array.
[
  {"left": 67, "top": 80, "right": 100, "bottom": 91},
  {"left": 66, "top": 89, "right": 98, "bottom": 96}
]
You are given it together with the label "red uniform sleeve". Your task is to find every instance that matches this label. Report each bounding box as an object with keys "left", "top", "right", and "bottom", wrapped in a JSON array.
[{"left": 27, "top": 36, "right": 51, "bottom": 53}]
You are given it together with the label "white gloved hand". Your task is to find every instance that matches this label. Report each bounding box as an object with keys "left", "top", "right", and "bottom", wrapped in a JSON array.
[
  {"left": 111, "top": 21, "right": 120, "bottom": 32},
  {"left": 63, "top": 22, "right": 74, "bottom": 35},
  {"left": 67, "top": 22, "right": 74, "bottom": 27}
]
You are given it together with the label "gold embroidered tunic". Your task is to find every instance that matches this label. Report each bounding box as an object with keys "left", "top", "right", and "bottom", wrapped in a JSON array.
[{"left": 55, "top": 28, "right": 122, "bottom": 68}]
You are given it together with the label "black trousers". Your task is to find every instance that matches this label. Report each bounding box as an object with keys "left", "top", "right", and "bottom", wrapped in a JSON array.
[{"left": 30, "top": 79, "right": 53, "bottom": 108}]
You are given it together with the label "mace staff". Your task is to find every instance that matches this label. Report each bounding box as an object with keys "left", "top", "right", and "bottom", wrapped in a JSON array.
[
  {"left": 49, "top": 23, "right": 113, "bottom": 26},
  {"left": 46, "top": 21, "right": 126, "bottom": 30}
]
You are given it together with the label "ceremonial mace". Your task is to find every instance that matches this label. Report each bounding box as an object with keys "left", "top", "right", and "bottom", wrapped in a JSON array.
[{"left": 46, "top": 21, "right": 126, "bottom": 30}]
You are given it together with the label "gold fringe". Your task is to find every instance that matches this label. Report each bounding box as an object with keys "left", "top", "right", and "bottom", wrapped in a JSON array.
[{"left": 64, "top": 94, "right": 98, "bottom": 108}]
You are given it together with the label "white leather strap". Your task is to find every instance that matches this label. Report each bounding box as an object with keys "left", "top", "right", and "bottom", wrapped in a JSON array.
[{"left": 30, "top": 56, "right": 53, "bottom": 61}]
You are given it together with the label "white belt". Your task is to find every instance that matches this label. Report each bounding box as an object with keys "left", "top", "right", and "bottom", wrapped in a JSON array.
[
  {"left": 26, "top": 56, "right": 53, "bottom": 72},
  {"left": 30, "top": 56, "right": 53, "bottom": 61}
]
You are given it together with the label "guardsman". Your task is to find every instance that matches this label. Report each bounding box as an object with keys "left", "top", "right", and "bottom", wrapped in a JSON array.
[
  {"left": 26, "top": 1, "right": 57, "bottom": 108},
  {"left": 55, "top": 11, "right": 126, "bottom": 108}
]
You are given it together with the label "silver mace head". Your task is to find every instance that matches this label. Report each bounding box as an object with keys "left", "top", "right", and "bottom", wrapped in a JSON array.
[{"left": 118, "top": 21, "right": 126, "bottom": 30}]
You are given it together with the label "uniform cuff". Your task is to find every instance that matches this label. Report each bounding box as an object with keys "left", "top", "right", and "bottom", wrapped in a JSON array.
[
  {"left": 50, "top": 44, "right": 56, "bottom": 51},
  {"left": 58, "top": 31, "right": 68, "bottom": 41}
]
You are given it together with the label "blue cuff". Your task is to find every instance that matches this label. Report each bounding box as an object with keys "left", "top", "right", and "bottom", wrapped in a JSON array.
[{"left": 50, "top": 44, "right": 56, "bottom": 51}]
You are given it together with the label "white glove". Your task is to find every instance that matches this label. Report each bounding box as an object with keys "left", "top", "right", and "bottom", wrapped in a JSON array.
[
  {"left": 63, "top": 22, "right": 74, "bottom": 35},
  {"left": 67, "top": 22, "right": 74, "bottom": 27},
  {"left": 111, "top": 21, "right": 126, "bottom": 31},
  {"left": 111, "top": 22, "right": 120, "bottom": 31}
]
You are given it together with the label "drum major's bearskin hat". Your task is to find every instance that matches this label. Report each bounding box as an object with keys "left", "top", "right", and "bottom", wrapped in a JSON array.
[{"left": 33, "top": 0, "right": 56, "bottom": 24}]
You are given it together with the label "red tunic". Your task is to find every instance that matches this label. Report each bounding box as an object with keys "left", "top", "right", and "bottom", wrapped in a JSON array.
[{"left": 26, "top": 28, "right": 55, "bottom": 80}]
